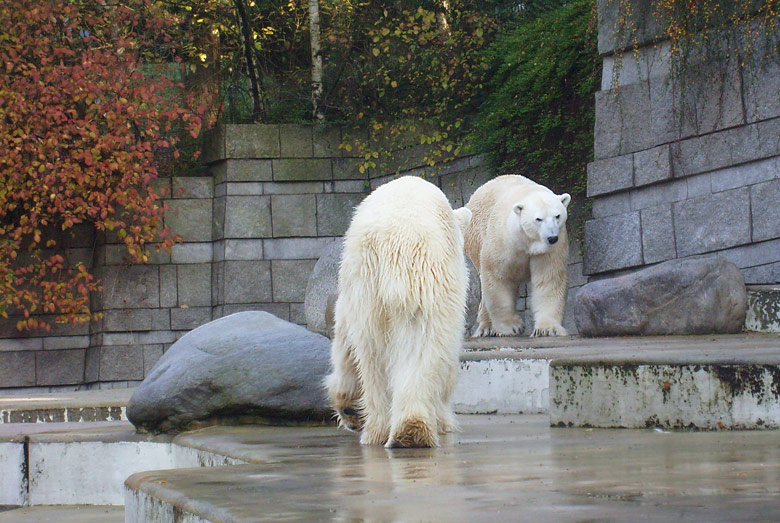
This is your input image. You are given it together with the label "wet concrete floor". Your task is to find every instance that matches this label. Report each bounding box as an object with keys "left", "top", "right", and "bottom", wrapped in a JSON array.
[{"left": 130, "top": 414, "right": 780, "bottom": 521}]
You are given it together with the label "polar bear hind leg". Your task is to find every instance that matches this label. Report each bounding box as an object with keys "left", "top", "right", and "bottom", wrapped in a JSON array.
[
  {"left": 324, "top": 328, "right": 363, "bottom": 431},
  {"left": 384, "top": 323, "right": 448, "bottom": 448},
  {"left": 358, "top": 357, "right": 392, "bottom": 446}
]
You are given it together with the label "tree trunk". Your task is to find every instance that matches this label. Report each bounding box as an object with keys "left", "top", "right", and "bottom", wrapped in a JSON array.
[
  {"left": 437, "top": 0, "right": 451, "bottom": 38},
  {"left": 309, "top": 0, "right": 324, "bottom": 121},
  {"left": 233, "top": 0, "right": 265, "bottom": 122}
]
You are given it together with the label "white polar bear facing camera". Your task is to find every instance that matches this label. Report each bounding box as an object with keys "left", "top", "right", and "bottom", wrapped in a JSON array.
[
  {"left": 465, "top": 175, "right": 570, "bottom": 337},
  {"left": 325, "top": 176, "right": 472, "bottom": 448}
]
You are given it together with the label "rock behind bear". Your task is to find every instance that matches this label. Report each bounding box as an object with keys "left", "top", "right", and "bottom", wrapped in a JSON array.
[{"left": 573, "top": 257, "right": 747, "bottom": 337}]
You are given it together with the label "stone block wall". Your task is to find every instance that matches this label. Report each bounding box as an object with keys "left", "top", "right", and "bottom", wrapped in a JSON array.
[
  {"left": 0, "top": 123, "right": 590, "bottom": 392},
  {"left": 586, "top": 2, "right": 780, "bottom": 283},
  {"left": 5, "top": 124, "right": 595, "bottom": 392}
]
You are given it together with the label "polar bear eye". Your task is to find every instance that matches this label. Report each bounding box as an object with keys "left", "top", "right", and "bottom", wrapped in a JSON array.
[
  {"left": 535, "top": 218, "right": 542, "bottom": 222},
  {"left": 555, "top": 214, "right": 561, "bottom": 219}
]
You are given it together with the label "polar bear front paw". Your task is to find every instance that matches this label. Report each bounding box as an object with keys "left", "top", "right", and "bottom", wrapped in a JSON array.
[
  {"left": 531, "top": 324, "right": 567, "bottom": 337},
  {"left": 473, "top": 320, "right": 524, "bottom": 337},
  {"left": 472, "top": 323, "right": 493, "bottom": 337},
  {"left": 491, "top": 320, "right": 524, "bottom": 337}
]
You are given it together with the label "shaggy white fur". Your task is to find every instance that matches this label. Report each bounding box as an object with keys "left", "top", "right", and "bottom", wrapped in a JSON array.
[
  {"left": 465, "top": 175, "right": 570, "bottom": 338},
  {"left": 326, "top": 176, "right": 471, "bottom": 448}
]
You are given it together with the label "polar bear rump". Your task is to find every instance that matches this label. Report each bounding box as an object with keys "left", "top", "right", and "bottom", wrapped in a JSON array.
[{"left": 325, "top": 176, "right": 471, "bottom": 448}]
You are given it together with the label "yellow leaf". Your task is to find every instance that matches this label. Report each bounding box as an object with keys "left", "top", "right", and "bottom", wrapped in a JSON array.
[{"left": 372, "top": 48, "right": 380, "bottom": 57}]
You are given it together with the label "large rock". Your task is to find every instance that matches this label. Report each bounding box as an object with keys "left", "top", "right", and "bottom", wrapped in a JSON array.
[
  {"left": 574, "top": 257, "right": 746, "bottom": 337},
  {"left": 127, "top": 311, "right": 331, "bottom": 432},
  {"left": 304, "top": 240, "right": 343, "bottom": 337},
  {"left": 304, "top": 240, "right": 482, "bottom": 337},
  {"left": 464, "top": 257, "right": 481, "bottom": 333}
]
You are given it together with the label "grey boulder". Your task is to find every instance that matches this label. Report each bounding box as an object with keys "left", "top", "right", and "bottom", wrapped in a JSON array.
[
  {"left": 574, "top": 257, "right": 746, "bottom": 337},
  {"left": 465, "top": 257, "right": 481, "bottom": 333},
  {"left": 304, "top": 240, "right": 343, "bottom": 337},
  {"left": 127, "top": 311, "right": 331, "bottom": 433}
]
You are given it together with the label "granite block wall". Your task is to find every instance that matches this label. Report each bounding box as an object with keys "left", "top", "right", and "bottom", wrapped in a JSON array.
[
  {"left": 5, "top": 124, "right": 596, "bottom": 392},
  {"left": 586, "top": 2, "right": 780, "bottom": 284}
]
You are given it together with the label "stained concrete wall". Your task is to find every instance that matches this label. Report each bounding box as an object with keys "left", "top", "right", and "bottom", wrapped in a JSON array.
[
  {"left": 586, "top": 2, "right": 780, "bottom": 283},
  {"left": 3, "top": 124, "right": 593, "bottom": 392}
]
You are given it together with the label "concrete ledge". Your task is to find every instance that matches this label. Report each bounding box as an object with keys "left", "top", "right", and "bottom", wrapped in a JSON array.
[
  {"left": 0, "top": 423, "right": 243, "bottom": 507},
  {"left": 746, "top": 286, "right": 780, "bottom": 333},
  {"left": 454, "top": 355, "right": 548, "bottom": 414},
  {"left": 0, "top": 441, "right": 26, "bottom": 505},
  {"left": 0, "top": 389, "right": 133, "bottom": 424},
  {"left": 551, "top": 356, "right": 780, "bottom": 429},
  {"left": 5, "top": 334, "right": 778, "bottom": 425}
]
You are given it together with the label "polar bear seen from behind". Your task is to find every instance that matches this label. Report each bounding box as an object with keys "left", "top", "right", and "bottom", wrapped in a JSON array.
[
  {"left": 326, "top": 176, "right": 472, "bottom": 448},
  {"left": 465, "top": 175, "right": 570, "bottom": 337}
]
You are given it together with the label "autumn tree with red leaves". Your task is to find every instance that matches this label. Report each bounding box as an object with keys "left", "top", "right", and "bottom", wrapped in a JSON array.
[{"left": 0, "top": 0, "right": 204, "bottom": 331}]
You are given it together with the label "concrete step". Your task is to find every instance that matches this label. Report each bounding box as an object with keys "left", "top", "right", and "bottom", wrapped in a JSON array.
[
  {"left": 0, "top": 388, "right": 132, "bottom": 424},
  {"left": 549, "top": 334, "right": 780, "bottom": 429},
  {"left": 3, "top": 334, "right": 778, "bottom": 432},
  {"left": 746, "top": 285, "right": 780, "bottom": 333},
  {"left": 0, "top": 421, "right": 243, "bottom": 507}
]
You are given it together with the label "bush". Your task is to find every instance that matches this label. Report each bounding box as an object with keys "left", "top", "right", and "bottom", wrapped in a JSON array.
[
  {"left": 0, "top": 0, "right": 203, "bottom": 330},
  {"left": 470, "top": 0, "right": 600, "bottom": 195}
]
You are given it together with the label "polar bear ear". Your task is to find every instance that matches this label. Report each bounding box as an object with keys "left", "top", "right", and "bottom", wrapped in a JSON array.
[
  {"left": 513, "top": 203, "right": 523, "bottom": 215},
  {"left": 559, "top": 193, "right": 571, "bottom": 208},
  {"left": 453, "top": 207, "right": 472, "bottom": 233}
]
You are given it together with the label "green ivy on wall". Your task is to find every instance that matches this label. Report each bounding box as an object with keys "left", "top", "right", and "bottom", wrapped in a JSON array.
[{"left": 468, "top": 0, "right": 601, "bottom": 197}]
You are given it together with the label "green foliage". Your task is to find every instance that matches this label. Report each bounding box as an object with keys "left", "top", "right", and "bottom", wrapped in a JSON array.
[
  {"left": 160, "top": 1, "right": 511, "bottom": 158},
  {"left": 469, "top": 0, "right": 600, "bottom": 195},
  {"left": 324, "top": 1, "right": 500, "bottom": 171}
]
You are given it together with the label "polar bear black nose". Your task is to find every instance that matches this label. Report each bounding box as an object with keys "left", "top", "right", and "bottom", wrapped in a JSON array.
[{"left": 547, "top": 235, "right": 558, "bottom": 245}]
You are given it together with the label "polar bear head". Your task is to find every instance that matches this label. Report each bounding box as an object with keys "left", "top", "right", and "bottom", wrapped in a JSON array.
[{"left": 508, "top": 190, "right": 571, "bottom": 255}]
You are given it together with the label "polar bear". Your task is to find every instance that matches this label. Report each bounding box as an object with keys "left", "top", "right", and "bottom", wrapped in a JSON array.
[
  {"left": 465, "top": 175, "right": 570, "bottom": 337},
  {"left": 325, "top": 176, "right": 472, "bottom": 448}
]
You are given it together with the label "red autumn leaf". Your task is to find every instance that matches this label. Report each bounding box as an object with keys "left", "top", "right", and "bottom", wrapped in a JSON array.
[{"left": 0, "top": 0, "right": 205, "bottom": 331}]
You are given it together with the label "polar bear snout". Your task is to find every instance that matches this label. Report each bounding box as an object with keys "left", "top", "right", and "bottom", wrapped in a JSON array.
[{"left": 547, "top": 235, "right": 559, "bottom": 245}]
